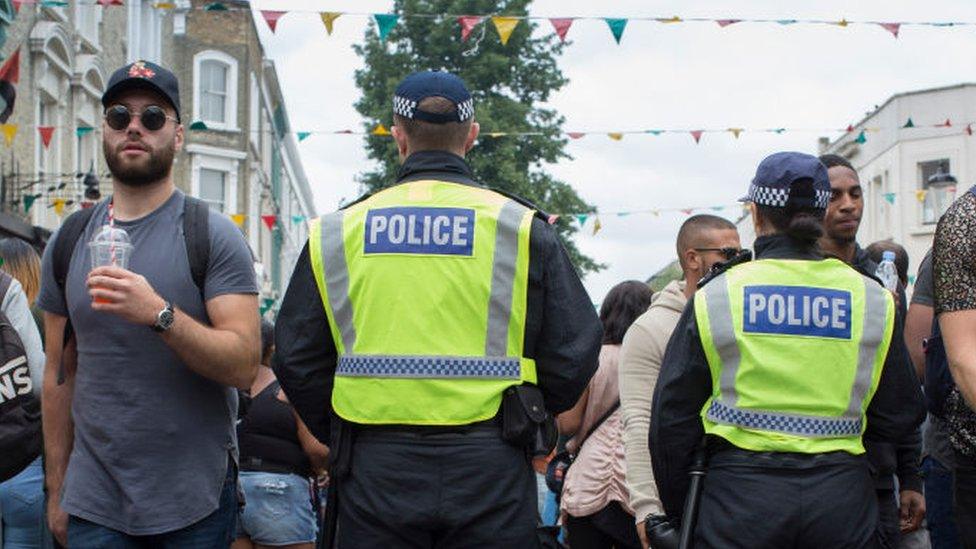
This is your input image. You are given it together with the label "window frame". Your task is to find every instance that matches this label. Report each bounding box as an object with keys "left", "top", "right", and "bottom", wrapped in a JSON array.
[
  {"left": 190, "top": 149, "right": 240, "bottom": 215},
  {"left": 192, "top": 50, "right": 238, "bottom": 131},
  {"left": 918, "top": 159, "right": 955, "bottom": 226}
]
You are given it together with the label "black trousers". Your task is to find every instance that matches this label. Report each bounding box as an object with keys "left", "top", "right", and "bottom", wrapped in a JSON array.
[
  {"left": 695, "top": 448, "right": 880, "bottom": 549},
  {"left": 336, "top": 428, "right": 538, "bottom": 548},
  {"left": 954, "top": 450, "right": 976, "bottom": 548},
  {"left": 565, "top": 501, "right": 642, "bottom": 549}
]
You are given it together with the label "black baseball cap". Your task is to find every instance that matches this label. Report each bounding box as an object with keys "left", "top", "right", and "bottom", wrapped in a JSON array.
[
  {"left": 393, "top": 71, "right": 474, "bottom": 124},
  {"left": 740, "top": 152, "right": 831, "bottom": 211},
  {"left": 102, "top": 60, "right": 181, "bottom": 122}
]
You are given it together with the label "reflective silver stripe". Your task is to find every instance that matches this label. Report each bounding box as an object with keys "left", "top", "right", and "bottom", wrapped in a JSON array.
[
  {"left": 320, "top": 211, "right": 357, "bottom": 352},
  {"left": 702, "top": 275, "right": 741, "bottom": 406},
  {"left": 847, "top": 278, "right": 890, "bottom": 416},
  {"left": 337, "top": 355, "right": 521, "bottom": 380},
  {"left": 485, "top": 200, "right": 526, "bottom": 356},
  {"left": 705, "top": 401, "right": 862, "bottom": 438}
]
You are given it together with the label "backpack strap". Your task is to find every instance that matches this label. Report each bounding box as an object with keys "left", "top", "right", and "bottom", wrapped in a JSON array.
[
  {"left": 53, "top": 207, "right": 97, "bottom": 297},
  {"left": 0, "top": 271, "right": 13, "bottom": 305},
  {"left": 182, "top": 195, "right": 210, "bottom": 295}
]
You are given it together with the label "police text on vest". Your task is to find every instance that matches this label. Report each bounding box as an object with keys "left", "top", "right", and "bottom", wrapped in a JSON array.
[
  {"left": 365, "top": 207, "right": 476, "bottom": 256},
  {"left": 743, "top": 285, "right": 852, "bottom": 339}
]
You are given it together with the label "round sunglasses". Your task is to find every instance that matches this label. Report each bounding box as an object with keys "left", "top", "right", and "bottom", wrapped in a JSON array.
[
  {"left": 694, "top": 247, "right": 742, "bottom": 261},
  {"left": 104, "top": 105, "right": 178, "bottom": 132}
]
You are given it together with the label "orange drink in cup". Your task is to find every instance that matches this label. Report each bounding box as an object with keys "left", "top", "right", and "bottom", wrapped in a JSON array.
[{"left": 89, "top": 225, "right": 132, "bottom": 304}]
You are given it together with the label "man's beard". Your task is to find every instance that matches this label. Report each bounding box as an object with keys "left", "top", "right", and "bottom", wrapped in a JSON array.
[{"left": 103, "top": 139, "right": 176, "bottom": 187}]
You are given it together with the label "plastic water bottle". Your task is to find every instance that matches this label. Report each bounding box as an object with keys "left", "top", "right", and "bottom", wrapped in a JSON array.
[{"left": 875, "top": 251, "right": 899, "bottom": 292}]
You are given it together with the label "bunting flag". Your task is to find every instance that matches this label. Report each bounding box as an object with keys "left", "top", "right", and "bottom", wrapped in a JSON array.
[
  {"left": 728, "top": 128, "right": 743, "bottom": 139},
  {"left": 833, "top": 19, "right": 849, "bottom": 27},
  {"left": 846, "top": 124, "right": 854, "bottom": 132},
  {"left": 321, "top": 12, "right": 342, "bottom": 35},
  {"left": 458, "top": 16, "right": 483, "bottom": 41},
  {"left": 647, "top": 130, "right": 664, "bottom": 135},
  {"left": 374, "top": 14, "right": 399, "bottom": 41},
  {"left": 0, "top": 49, "right": 19, "bottom": 124},
  {"left": 261, "top": 10, "right": 287, "bottom": 33},
  {"left": 261, "top": 215, "right": 277, "bottom": 230},
  {"left": 592, "top": 217, "right": 602, "bottom": 235},
  {"left": 968, "top": 124, "right": 974, "bottom": 136},
  {"left": 53, "top": 198, "right": 66, "bottom": 216},
  {"left": 879, "top": 22, "right": 901, "bottom": 38},
  {"left": 690, "top": 130, "right": 704, "bottom": 143},
  {"left": 854, "top": 130, "right": 867, "bottom": 144},
  {"left": 915, "top": 190, "right": 928, "bottom": 202},
  {"left": 260, "top": 297, "right": 275, "bottom": 315},
  {"left": 153, "top": 2, "right": 176, "bottom": 8},
  {"left": 908, "top": 274, "right": 917, "bottom": 285},
  {"left": 0, "top": 123, "right": 16, "bottom": 146},
  {"left": 23, "top": 194, "right": 35, "bottom": 213},
  {"left": 11, "top": 0, "right": 20, "bottom": 13},
  {"left": 97, "top": 0, "right": 123, "bottom": 5},
  {"left": 230, "top": 214, "right": 245, "bottom": 228},
  {"left": 607, "top": 132, "right": 623, "bottom": 141},
  {"left": 605, "top": 18, "right": 627, "bottom": 43},
  {"left": 883, "top": 192, "right": 896, "bottom": 205},
  {"left": 37, "top": 126, "right": 54, "bottom": 148},
  {"left": 575, "top": 214, "right": 588, "bottom": 226},
  {"left": 203, "top": 2, "right": 227, "bottom": 11},
  {"left": 903, "top": 118, "right": 914, "bottom": 128},
  {"left": 372, "top": 124, "right": 390, "bottom": 136},
  {"left": 189, "top": 121, "right": 208, "bottom": 130},
  {"left": 76, "top": 126, "right": 94, "bottom": 137},
  {"left": 492, "top": 16, "right": 519, "bottom": 45},
  {"left": 716, "top": 19, "right": 741, "bottom": 27},
  {"left": 658, "top": 16, "right": 682, "bottom": 24},
  {"left": 292, "top": 214, "right": 306, "bottom": 224},
  {"left": 680, "top": 208, "right": 694, "bottom": 215},
  {"left": 567, "top": 132, "right": 585, "bottom": 139},
  {"left": 550, "top": 18, "right": 574, "bottom": 42},
  {"left": 297, "top": 131, "right": 311, "bottom": 142},
  {"left": 937, "top": 119, "right": 952, "bottom": 127}
]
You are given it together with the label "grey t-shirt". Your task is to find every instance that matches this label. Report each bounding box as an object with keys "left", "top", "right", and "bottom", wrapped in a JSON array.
[
  {"left": 911, "top": 249, "right": 934, "bottom": 307},
  {"left": 37, "top": 190, "right": 257, "bottom": 535}
]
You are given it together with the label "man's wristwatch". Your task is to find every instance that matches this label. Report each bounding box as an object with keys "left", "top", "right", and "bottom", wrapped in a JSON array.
[{"left": 152, "top": 301, "right": 175, "bottom": 332}]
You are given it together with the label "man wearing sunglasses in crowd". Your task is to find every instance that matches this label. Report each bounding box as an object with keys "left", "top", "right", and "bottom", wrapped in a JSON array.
[
  {"left": 38, "top": 61, "right": 260, "bottom": 547},
  {"left": 817, "top": 154, "right": 925, "bottom": 549}
]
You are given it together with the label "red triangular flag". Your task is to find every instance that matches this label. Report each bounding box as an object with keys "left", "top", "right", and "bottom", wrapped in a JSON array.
[
  {"left": 567, "top": 132, "right": 585, "bottom": 139},
  {"left": 261, "top": 215, "right": 277, "bottom": 230},
  {"left": 716, "top": 19, "right": 741, "bottom": 28},
  {"left": 37, "top": 126, "right": 54, "bottom": 148},
  {"left": 846, "top": 124, "right": 854, "bottom": 132},
  {"left": 681, "top": 208, "right": 694, "bottom": 215},
  {"left": 12, "top": 0, "right": 21, "bottom": 13},
  {"left": 97, "top": 0, "right": 123, "bottom": 5},
  {"left": 967, "top": 124, "right": 973, "bottom": 136},
  {"left": 938, "top": 119, "right": 952, "bottom": 127},
  {"left": 0, "top": 49, "right": 20, "bottom": 85},
  {"left": 690, "top": 130, "right": 704, "bottom": 144},
  {"left": 261, "top": 10, "right": 287, "bottom": 33},
  {"left": 458, "top": 16, "right": 483, "bottom": 41},
  {"left": 549, "top": 18, "right": 574, "bottom": 42},
  {"left": 878, "top": 23, "right": 901, "bottom": 38}
]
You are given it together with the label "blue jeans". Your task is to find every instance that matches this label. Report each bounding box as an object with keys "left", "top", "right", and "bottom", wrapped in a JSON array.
[
  {"left": 67, "top": 465, "right": 237, "bottom": 548},
  {"left": 0, "top": 457, "right": 52, "bottom": 549},
  {"left": 922, "top": 456, "right": 960, "bottom": 549},
  {"left": 236, "top": 472, "right": 316, "bottom": 545}
]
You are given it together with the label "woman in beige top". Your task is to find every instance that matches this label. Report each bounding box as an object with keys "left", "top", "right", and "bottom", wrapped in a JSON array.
[{"left": 557, "top": 280, "right": 653, "bottom": 549}]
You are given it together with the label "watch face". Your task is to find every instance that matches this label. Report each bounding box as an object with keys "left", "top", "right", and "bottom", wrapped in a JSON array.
[{"left": 155, "top": 304, "right": 175, "bottom": 331}]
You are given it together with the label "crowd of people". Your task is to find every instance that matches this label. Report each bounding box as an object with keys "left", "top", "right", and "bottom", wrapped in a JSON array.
[{"left": 0, "top": 59, "right": 972, "bottom": 549}]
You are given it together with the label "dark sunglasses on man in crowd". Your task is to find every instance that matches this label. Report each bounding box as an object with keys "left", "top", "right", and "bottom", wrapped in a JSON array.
[
  {"left": 104, "top": 105, "right": 178, "bottom": 132},
  {"left": 695, "top": 247, "right": 742, "bottom": 261}
]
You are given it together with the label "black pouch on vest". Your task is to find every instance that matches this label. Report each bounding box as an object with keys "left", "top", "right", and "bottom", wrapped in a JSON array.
[{"left": 502, "top": 385, "right": 547, "bottom": 448}]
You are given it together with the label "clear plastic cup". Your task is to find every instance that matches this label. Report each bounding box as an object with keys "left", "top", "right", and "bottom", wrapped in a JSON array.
[{"left": 89, "top": 225, "right": 132, "bottom": 303}]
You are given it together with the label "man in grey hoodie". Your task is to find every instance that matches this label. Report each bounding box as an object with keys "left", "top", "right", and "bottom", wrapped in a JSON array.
[{"left": 618, "top": 214, "right": 740, "bottom": 548}]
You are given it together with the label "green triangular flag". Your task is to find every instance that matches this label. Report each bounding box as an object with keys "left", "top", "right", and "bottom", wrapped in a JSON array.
[
  {"left": 908, "top": 274, "right": 917, "bottom": 285},
  {"left": 189, "top": 121, "right": 208, "bottom": 130},
  {"left": 854, "top": 130, "right": 867, "bottom": 144},
  {"left": 883, "top": 192, "right": 896, "bottom": 205},
  {"left": 23, "top": 194, "right": 35, "bottom": 213},
  {"left": 75, "top": 126, "right": 94, "bottom": 137},
  {"left": 292, "top": 215, "right": 306, "bottom": 224},
  {"left": 41, "top": 0, "right": 68, "bottom": 6},
  {"left": 903, "top": 118, "right": 915, "bottom": 128},
  {"left": 297, "top": 132, "right": 311, "bottom": 142},
  {"left": 204, "top": 2, "right": 228, "bottom": 11},
  {"left": 575, "top": 214, "right": 588, "bottom": 226},
  {"left": 646, "top": 129, "right": 663, "bottom": 135},
  {"left": 374, "top": 14, "right": 399, "bottom": 41},
  {"left": 605, "top": 18, "right": 628, "bottom": 44}
]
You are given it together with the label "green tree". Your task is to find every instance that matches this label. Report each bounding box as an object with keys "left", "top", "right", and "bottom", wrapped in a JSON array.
[{"left": 353, "top": 0, "right": 603, "bottom": 274}]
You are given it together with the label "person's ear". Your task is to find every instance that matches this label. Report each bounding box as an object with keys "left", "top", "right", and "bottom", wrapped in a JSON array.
[
  {"left": 391, "top": 125, "right": 409, "bottom": 159},
  {"left": 463, "top": 121, "right": 480, "bottom": 153}
]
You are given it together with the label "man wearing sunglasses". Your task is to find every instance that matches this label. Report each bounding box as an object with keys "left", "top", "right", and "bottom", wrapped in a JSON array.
[
  {"left": 818, "top": 154, "right": 925, "bottom": 549},
  {"left": 37, "top": 61, "right": 260, "bottom": 547}
]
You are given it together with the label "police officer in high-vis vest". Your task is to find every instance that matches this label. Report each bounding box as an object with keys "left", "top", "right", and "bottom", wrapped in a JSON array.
[
  {"left": 647, "top": 152, "right": 925, "bottom": 548},
  {"left": 273, "top": 71, "right": 602, "bottom": 548}
]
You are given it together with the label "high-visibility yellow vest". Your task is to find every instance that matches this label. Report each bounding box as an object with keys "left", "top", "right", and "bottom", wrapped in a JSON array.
[
  {"left": 308, "top": 180, "right": 537, "bottom": 425},
  {"left": 695, "top": 258, "right": 894, "bottom": 454}
]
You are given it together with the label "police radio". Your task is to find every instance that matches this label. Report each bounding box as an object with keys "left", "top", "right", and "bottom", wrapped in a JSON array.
[{"left": 697, "top": 249, "right": 753, "bottom": 289}]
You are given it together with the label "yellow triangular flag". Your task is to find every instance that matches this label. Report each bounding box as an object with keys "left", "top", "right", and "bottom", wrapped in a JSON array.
[
  {"left": 488, "top": 132, "right": 505, "bottom": 138},
  {"left": 53, "top": 198, "right": 66, "bottom": 216},
  {"left": 916, "top": 190, "right": 928, "bottom": 203},
  {"left": 658, "top": 16, "right": 682, "bottom": 24},
  {"left": 728, "top": 128, "right": 743, "bottom": 139},
  {"left": 592, "top": 217, "right": 602, "bottom": 235},
  {"left": 834, "top": 18, "right": 849, "bottom": 27},
  {"left": 372, "top": 124, "right": 391, "bottom": 136},
  {"left": 231, "top": 213, "right": 245, "bottom": 227},
  {"left": 651, "top": 210, "right": 660, "bottom": 217},
  {"left": 492, "top": 16, "right": 519, "bottom": 45},
  {"left": 607, "top": 132, "right": 624, "bottom": 141},
  {"left": 153, "top": 2, "right": 176, "bottom": 8},
  {"left": 1, "top": 124, "right": 17, "bottom": 146},
  {"left": 321, "top": 12, "right": 341, "bottom": 35}
]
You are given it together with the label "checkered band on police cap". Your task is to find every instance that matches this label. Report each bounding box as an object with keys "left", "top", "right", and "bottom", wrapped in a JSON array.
[
  {"left": 745, "top": 184, "right": 832, "bottom": 209},
  {"left": 393, "top": 71, "right": 474, "bottom": 124},
  {"left": 742, "top": 151, "right": 832, "bottom": 211}
]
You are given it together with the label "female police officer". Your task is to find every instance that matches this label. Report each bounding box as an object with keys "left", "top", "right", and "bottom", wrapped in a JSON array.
[{"left": 647, "top": 152, "right": 925, "bottom": 548}]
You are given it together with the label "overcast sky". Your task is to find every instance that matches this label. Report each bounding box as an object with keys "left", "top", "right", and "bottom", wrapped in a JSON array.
[{"left": 255, "top": 0, "right": 976, "bottom": 303}]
